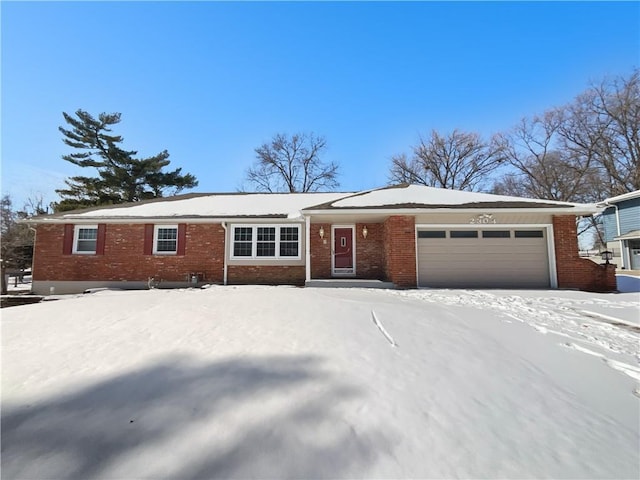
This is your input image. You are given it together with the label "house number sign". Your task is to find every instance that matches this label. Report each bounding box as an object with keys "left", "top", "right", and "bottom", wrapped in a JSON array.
[{"left": 469, "top": 213, "right": 497, "bottom": 224}]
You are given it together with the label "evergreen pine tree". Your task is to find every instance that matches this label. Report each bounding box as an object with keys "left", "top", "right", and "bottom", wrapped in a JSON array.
[{"left": 54, "top": 110, "right": 197, "bottom": 211}]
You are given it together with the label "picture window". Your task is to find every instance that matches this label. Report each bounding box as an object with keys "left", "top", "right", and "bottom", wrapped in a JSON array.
[{"left": 231, "top": 225, "right": 301, "bottom": 259}]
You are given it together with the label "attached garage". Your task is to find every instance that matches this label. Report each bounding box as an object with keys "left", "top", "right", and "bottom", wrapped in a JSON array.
[{"left": 416, "top": 226, "right": 554, "bottom": 288}]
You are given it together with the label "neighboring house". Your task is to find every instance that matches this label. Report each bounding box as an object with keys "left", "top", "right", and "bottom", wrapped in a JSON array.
[
  {"left": 598, "top": 190, "right": 640, "bottom": 270},
  {"left": 25, "top": 184, "right": 616, "bottom": 294}
]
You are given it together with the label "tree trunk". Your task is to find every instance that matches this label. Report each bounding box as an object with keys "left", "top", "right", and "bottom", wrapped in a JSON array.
[{"left": 1, "top": 261, "right": 7, "bottom": 295}]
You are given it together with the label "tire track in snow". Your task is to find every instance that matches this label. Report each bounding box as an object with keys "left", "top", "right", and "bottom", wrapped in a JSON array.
[
  {"left": 371, "top": 310, "right": 397, "bottom": 347},
  {"left": 562, "top": 342, "right": 640, "bottom": 381},
  {"left": 385, "top": 289, "right": 640, "bottom": 380}
]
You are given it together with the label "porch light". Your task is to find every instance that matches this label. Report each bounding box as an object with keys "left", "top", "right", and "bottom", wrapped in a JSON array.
[
  {"left": 319, "top": 226, "right": 325, "bottom": 239},
  {"left": 600, "top": 250, "right": 613, "bottom": 264},
  {"left": 362, "top": 226, "right": 368, "bottom": 239}
]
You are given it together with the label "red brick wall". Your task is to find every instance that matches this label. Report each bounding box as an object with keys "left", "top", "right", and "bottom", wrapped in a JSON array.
[
  {"left": 33, "top": 223, "right": 225, "bottom": 284},
  {"left": 553, "top": 215, "right": 617, "bottom": 292},
  {"left": 383, "top": 216, "right": 416, "bottom": 288},
  {"left": 309, "top": 223, "right": 385, "bottom": 280},
  {"left": 227, "top": 265, "right": 305, "bottom": 285},
  {"left": 355, "top": 223, "right": 385, "bottom": 279},
  {"left": 309, "top": 223, "right": 332, "bottom": 279}
]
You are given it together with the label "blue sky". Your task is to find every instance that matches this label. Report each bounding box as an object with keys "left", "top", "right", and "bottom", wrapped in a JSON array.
[{"left": 2, "top": 1, "right": 638, "bottom": 208}]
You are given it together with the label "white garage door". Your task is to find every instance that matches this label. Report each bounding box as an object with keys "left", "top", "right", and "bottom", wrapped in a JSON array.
[{"left": 417, "top": 228, "right": 551, "bottom": 288}]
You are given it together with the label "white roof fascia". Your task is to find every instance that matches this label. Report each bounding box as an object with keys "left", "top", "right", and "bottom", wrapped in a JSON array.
[
  {"left": 23, "top": 217, "right": 307, "bottom": 225},
  {"left": 614, "top": 230, "right": 640, "bottom": 241},
  {"left": 597, "top": 190, "right": 640, "bottom": 206},
  {"left": 303, "top": 205, "right": 600, "bottom": 216}
]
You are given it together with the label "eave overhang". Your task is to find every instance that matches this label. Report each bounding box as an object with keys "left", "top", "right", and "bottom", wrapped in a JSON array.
[
  {"left": 597, "top": 190, "right": 640, "bottom": 206},
  {"left": 303, "top": 205, "right": 600, "bottom": 216},
  {"left": 20, "top": 214, "right": 305, "bottom": 225},
  {"left": 614, "top": 230, "right": 640, "bottom": 241}
]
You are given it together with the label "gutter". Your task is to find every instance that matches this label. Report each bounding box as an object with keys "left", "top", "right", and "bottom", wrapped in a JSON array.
[
  {"left": 19, "top": 216, "right": 298, "bottom": 225},
  {"left": 304, "top": 215, "right": 311, "bottom": 283},
  {"left": 303, "top": 206, "right": 602, "bottom": 216}
]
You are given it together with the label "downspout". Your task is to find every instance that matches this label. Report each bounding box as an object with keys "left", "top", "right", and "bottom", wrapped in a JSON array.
[
  {"left": 221, "top": 222, "right": 228, "bottom": 285},
  {"left": 305, "top": 215, "right": 311, "bottom": 283},
  {"left": 29, "top": 225, "right": 37, "bottom": 281}
]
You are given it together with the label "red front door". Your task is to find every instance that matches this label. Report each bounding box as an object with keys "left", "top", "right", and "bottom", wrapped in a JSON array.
[{"left": 334, "top": 227, "right": 354, "bottom": 270}]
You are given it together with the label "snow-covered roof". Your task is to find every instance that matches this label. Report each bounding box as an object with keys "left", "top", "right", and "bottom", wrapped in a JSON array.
[
  {"left": 41, "top": 192, "right": 352, "bottom": 222},
  {"left": 304, "top": 184, "right": 598, "bottom": 212},
  {"left": 29, "top": 184, "right": 598, "bottom": 223}
]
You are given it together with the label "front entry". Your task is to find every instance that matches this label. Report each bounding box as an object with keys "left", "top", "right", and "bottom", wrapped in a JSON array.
[{"left": 333, "top": 226, "right": 355, "bottom": 276}]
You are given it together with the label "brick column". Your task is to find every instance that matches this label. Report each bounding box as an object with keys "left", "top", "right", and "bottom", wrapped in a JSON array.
[
  {"left": 383, "top": 216, "right": 416, "bottom": 288},
  {"left": 355, "top": 223, "right": 384, "bottom": 279},
  {"left": 309, "top": 223, "right": 332, "bottom": 279},
  {"left": 553, "top": 215, "right": 617, "bottom": 292}
]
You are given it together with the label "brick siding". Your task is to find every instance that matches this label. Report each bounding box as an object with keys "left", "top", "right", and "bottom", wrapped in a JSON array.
[
  {"left": 309, "top": 223, "right": 385, "bottom": 280},
  {"left": 553, "top": 215, "right": 617, "bottom": 292},
  {"left": 227, "top": 265, "right": 305, "bottom": 285},
  {"left": 355, "top": 223, "right": 385, "bottom": 279},
  {"left": 33, "top": 223, "right": 225, "bottom": 284},
  {"left": 309, "top": 223, "right": 332, "bottom": 279},
  {"left": 36, "top": 215, "right": 612, "bottom": 292},
  {"left": 383, "top": 216, "right": 417, "bottom": 288}
]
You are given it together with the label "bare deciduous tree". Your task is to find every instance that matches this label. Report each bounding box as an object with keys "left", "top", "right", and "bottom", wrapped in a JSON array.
[
  {"left": 495, "top": 70, "right": 640, "bottom": 203},
  {"left": 0, "top": 195, "right": 46, "bottom": 293},
  {"left": 493, "top": 114, "right": 601, "bottom": 202},
  {"left": 493, "top": 71, "right": 640, "bottom": 245},
  {"left": 558, "top": 70, "right": 640, "bottom": 197},
  {"left": 389, "top": 130, "right": 506, "bottom": 191},
  {"left": 245, "top": 133, "right": 339, "bottom": 193}
]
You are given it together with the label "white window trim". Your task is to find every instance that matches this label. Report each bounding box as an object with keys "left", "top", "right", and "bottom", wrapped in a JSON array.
[
  {"left": 72, "top": 224, "right": 98, "bottom": 254},
  {"left": 153, "top": 224, "right": 179, "bottom": 255},
  {"left": 230, "top": 224, "right": 302, "bottom": 260}
]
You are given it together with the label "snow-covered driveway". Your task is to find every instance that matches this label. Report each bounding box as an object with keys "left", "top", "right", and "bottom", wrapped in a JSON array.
[{"left": 2, "top": 286, "right": 639, "bottom": 479}]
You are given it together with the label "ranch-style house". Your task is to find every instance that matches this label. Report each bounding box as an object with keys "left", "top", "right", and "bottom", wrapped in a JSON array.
[{"left": 25, "top": 184, "right": 616, "bottom": 294}]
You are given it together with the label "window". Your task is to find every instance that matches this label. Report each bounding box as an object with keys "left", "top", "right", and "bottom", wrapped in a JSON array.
[
  {"left": 233, "top": 227, "right": 253, "bottom": 257},
  {"left": 418, "top": 230, "right": 446, "bottom": 239},
  {"left": 280, "top": 227, "right": 299, "bottom": 257},
  {"left": 450, "top": 230, "right": 478, "bottom": 238},
  {"left": 482, "top": 230, "right": 511, "bottom": 238},
  {"left": 154, "top": 225, "right": 178, "bottom": 254},
  {"left": 257, "top": 227, "right": 276, "bottom": 257},
  {"left": 231, "top": 225, "right": 301, "bottom": 259},
  {"left": 73, "top": 225, "right": 98, "bottom": 254},
  {"left": 515, "top": 230, "right": 544, "bottom": 238}
]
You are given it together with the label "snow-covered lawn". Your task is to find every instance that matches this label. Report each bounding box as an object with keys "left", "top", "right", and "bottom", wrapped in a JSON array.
[{"left": 2, "top": 286, "right": 639, "bottom": 479}]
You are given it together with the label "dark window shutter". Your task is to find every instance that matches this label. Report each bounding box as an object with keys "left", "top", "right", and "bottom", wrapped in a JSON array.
[
  {"left": 96, "top": 224, "right": 106, "bottom": 255},
  {"left": 177, "top": 224, "right": 187, "bottom": 256},
  {"left": 63, "top": 224, "right": 74, "bottom": 255},
  {"left": 144, "top": 224, "right": 154, "bottom": 255}
]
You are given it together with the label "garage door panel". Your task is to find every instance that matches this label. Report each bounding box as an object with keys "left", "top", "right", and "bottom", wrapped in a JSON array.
[
  {"left": 418, "top": 248, "right": 547, "bottom": 258},
  {"left": 417, "top": 229, "right": 550, "bottom": 288}
]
